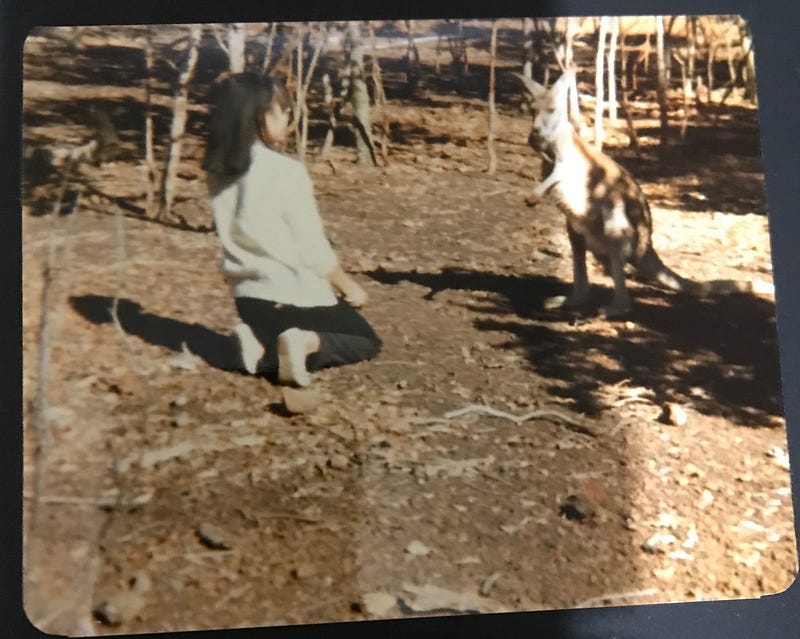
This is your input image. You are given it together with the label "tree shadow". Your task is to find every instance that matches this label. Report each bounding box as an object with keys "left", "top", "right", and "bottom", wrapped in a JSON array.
[
  {"left": 367, "top": 266, "right": 783, "bottom": 426},
  {"left": 69, "top": 294, "right": 241, "bottom": 373}
]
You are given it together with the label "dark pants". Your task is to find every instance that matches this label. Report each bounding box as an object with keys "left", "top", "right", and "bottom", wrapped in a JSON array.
[{"left": 234, "top": 296, "right": 382, "bottom": 375}]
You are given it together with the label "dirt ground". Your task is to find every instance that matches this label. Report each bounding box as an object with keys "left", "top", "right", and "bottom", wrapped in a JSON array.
[{"left": 21, "top": 22, "right": 797, "bottom": 636}]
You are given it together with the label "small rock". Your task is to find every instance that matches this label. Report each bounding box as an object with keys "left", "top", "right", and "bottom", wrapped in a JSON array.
[
  {"left": 361, "top": 591, "right": 397, "bottom": 616},
  {"left": 281, "top": 386, "right": 323, "bottom": 414},
  {"left": 559, "top": 494, "right": 595, "bottom": 522},
  {"left": 170, "top": 395, "right": 188, "bottom": 408},
  {"left": 653, "top": 565, "right": 676, "bottom": 581},
  {"left": 653, "top": 512, "right": 679, "bottom": 529},
  {"left": 290, "top": 563, "right": 316, "bottom": 579},
  {"left": 682, "top": 463, "right": 704, "bottom": 478},
  {"left": 329, "top": 454, "right": 350, "bottom": 471},
  {"left": 659, "top": 403, "right": 688, "bottom": 426},
  {"left": 479, "top": 571, "right": 502, "bottom": 597},
  {"left": 42, "top": 405, "right": 76, "bottom": 427},
  {"left": 767, "top": 446, "right": 791, "bottom": 471},
  {"left": 697, "top": 489, "right": 715, "bottom": 510},
  {"left": 405, "top": 540, "right": 433, "bottom": 556},
  {"left": 641, "top": 532, "right": 677, "bottom": 554},
  {"left": 171, "top": 411, "right": 190, "bottom": 428},
  {"left": 668, "top": 549, "right": 694, "bottom": 562},
  {"left": 196, "top": 522, "right": 231, "bottom": 550},
  {"left": 93, "top": 572, "right": 151, "bottom": 626},
  {"left": 683, "top": 524, "right": 700, "bottom": 549}
]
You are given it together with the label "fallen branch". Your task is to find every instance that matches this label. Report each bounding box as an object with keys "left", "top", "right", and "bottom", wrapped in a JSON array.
[
  {"left": 441, "top": 403, "right": 596, "bottom": 436},
  {"left": 212, "top": 584, "right": 252, "bottom": 611},
  {"left": 22, "top": 491, "right": 152, "bottom": 509}
]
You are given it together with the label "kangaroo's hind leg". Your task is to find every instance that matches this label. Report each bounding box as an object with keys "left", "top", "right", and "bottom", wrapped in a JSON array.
[
  {"left": 601, "top": 247, "right": 632, "bottom": 318},
  {"left": 544, "top": 221, "right": 591, "bottom": 310}
]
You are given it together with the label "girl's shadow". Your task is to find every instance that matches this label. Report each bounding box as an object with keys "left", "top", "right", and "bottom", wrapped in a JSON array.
[{"left": 69, "top": 294, "right": 241, "bottom": 372}]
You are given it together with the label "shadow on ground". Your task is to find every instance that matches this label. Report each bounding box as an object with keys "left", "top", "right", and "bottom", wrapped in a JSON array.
[
  {"left": 69, "top": 294, "right": 240, "bottom": 372},
  {"left": 368, "top": 266, "right": 783, "bottom": 426}
]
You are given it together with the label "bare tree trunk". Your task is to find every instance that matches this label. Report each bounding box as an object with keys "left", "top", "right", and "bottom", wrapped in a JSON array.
[
  {"left": 594, "top": 17, "right": 609, "bottom": 149},
  {"left": 737, "top": 17, "right": 756, "bottom": 101},
  {"left": 564, "top": 17, "right": 580, "bottom": 124},
  {"left": 619, "top": 91, "right": 641, "bottom": 158},
  {"left": 292, "top": 23, "right": 305, "bottom": 152},
  {"left": 344, "top": 22, "right": 376, "bottom": 166},
  {"left": 620, "top": 31, "right": 629, "bottom": 91},
  {"left": 522, "top": 17, "right": 533, "bottom": 79},
  {"left": 404, "top": 19, "right": 421, "bottom": 91},
  {"left": 158, "top": 24, "right": 201, "bottom": 222},
  {"left": 434, "top": 21, "right": 443, "bottom": 75},
  {"left": 677, "top": 54, "right": 689, "bottom": 140},
  {"left": 143, "top": 27, "right": 157, "bottom": 218},
  {"left": 608, "top": 17, "right": 619, "bottom": 123},
  {"left": 641, "top": 31, "right": 652, "bottom": 76},
  {"left": 262, "top": 22, "right": 278, "bottom": 73},
  {"left": 443, "top": 19, "right": 468, "bottom": 75},
  {"left": 320, "top": 73, "right": 336, "bottom": 159},
  {"left": 655, "top": 16, "right": 669, "bottom": 151},
  {"left": 368, "top": 21, "right": 390, "bottom": 162},
  {"left": 228, "top": 23, "right": 246, "bottom": 73},
  {"left": 487, "top": 20, "right": 498, "bottom": 174},
  {"left": 298, "top": 23, "right": 325, "bottom": 161},
  {"left": 459, "top": 19, "right": 469, "bottom": 74},
  {"left": 687, "top": 16, "right": 697, "bottom": 98}
]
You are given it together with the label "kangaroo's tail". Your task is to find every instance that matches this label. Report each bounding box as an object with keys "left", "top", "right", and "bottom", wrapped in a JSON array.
[{"left": 635, "top": 247, "right": 775, "bottom": 297}]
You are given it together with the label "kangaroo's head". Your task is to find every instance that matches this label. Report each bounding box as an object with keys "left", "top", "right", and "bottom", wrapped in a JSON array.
[{"left": 515, "top": 70, "right": 575, "bottom": 151}]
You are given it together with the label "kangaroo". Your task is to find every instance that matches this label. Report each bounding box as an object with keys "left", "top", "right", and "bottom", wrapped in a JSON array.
[{"left": 515, "top": 69, "right": 774, "bottom": 317}]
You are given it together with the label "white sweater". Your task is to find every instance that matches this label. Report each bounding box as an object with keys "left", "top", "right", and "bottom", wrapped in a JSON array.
[{"left": 208, "top": 143, "right": 339, "bottom": 307}]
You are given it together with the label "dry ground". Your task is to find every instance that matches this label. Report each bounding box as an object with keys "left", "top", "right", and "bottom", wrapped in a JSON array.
[{"left": 20, "top": 23, "right": 797, "bottom": 636}]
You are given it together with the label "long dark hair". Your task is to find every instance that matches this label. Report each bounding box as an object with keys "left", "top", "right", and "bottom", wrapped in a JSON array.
[{"left": 202, "top": 72, "right": 291, "bottom": 176}]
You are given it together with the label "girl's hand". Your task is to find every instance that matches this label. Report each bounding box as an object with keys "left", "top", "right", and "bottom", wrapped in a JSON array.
[
  {"left": 343, "top": 282, "right": 368, "bottom": 308},
  {"left": 328, "top": 264, "right": 368, "bottom": 307}
]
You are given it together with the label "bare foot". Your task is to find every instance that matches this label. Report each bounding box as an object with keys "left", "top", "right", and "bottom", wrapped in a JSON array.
[
  {"left": 232, "top": 323, "right": 264, "bottom": 374},
  {"left": 277, "top": 328, "right": 317, "bottom": 387}
]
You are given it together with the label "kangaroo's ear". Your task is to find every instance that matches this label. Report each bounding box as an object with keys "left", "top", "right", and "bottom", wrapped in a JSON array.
[{"left": 512, "top": 72, "right": 546, "bottom": 100}]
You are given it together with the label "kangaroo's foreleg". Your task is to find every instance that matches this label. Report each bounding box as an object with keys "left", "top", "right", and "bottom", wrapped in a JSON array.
[
  {"left": 526, "top": 167, "right": 561, "bottom": 207},
  {"left": 534, "top": 167, "right": 560, "bottom": 197},
  {"left": 566, "top": 222, "right": 591, "bottom": 307}
]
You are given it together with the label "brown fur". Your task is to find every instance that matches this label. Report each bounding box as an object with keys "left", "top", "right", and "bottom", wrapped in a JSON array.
[{"left": 516, "top": 71, "right": 772, "bottom": 316}]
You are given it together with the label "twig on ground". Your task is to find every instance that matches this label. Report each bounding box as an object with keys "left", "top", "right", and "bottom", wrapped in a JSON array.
[
  {"left": 439, "top": 403, "right": 596, "bottom": 437},
  {"left": 212, "top": 584, "right": 252, "bottom": 611},
  {"left": 575, "top": 588, "right": 658, "bottom": 608}
]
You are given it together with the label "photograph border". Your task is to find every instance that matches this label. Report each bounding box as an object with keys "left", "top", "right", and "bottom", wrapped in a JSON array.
[{"left": 4, "top": 0, "right": 799, "bottom": 637}]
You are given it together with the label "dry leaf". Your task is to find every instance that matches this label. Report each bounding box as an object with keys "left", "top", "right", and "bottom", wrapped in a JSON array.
[
  {"left": 362, "top": 592, "right": 397, "bottom": 616},
  {"left": 405, "top": 540, "right": 433, "bottom": 556}
]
